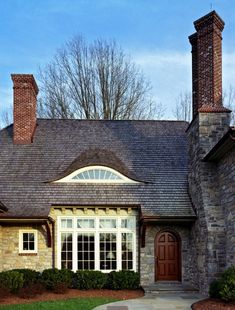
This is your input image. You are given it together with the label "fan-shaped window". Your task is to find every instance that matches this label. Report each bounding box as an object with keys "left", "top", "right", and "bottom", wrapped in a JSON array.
[
  {"left": 55, "top": 166, "right": 138, "bottom": 184},
  {"left": 73, "top": 168, "right": 122, "bottom": 181}
]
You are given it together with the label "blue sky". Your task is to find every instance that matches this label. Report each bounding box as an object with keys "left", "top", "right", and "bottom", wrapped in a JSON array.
[{"left": 1, "top": 0, "right": 235, "bottom": 120}]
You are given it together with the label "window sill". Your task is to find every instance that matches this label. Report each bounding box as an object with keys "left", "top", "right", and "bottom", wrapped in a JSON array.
[{"left": 18, "top": 253, "right": 37, "bottom": 256}]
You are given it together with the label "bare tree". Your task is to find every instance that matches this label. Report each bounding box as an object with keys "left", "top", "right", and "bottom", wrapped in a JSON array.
[
  {"left": 0, "top": 110, "right": 12, "bottom": 128},
  {"left": 38, "top": 36, "right": 163, "bottom": 120},
  {"left": 223, "top": 85, "right": 235, "bottom": 125},
  {"left": 173, "top": 92, "right": 192, "bottom": 122},
  {"left": 173, "top": 87, "right": 235, "bottom": 125}
]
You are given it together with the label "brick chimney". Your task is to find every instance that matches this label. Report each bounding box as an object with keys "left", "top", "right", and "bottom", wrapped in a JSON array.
[
  {"left": 189, "top": 10, "right": 230, "bottom": 117},
  {"left": 11, "top": 74, "right": 38, "bottom": 144}
]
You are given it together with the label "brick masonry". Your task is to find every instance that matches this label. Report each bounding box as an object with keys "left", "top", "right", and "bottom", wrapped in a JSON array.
[{"left": 11, "top": 74, "right": 38, "bottom": 144}]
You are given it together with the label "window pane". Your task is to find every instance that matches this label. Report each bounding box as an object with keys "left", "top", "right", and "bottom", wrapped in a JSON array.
[
  {"left": 89, "top": 170, "right": 95, "bottom": 179},
  {"left": 121, "top": 218, "right": 134, "bottom": 229},
  {"left": 71, "top": 168, "right": 123, "bottom": 181},
  {"left": 23, "top": 233, "right": 29, "bottom": 242},
  {"left": 121, "top": 233, "right": 133, "bottom": 270},
  {"left": 94, "top": 170, "right": 99, "bottom": 179},
  {"left": 77, "top": 219, "right": 95, "bottom": 229},
  {"left": 61, "top": 219, "right": 73, "bottom": 229},
  {"left": 23, "top": 241, "right": 28, "bottom": 250},
  {"left": 77, "top": 233, "right": 95, "bottom": 270},
  {"left": 99, "top": 219, "right": 116, "bottom": 228},
  {"left": 22, "top": 232, "right": 35, "bottom": 252},
  {"left": 29, "top": 233, "right": 34, "bottom": 242},
  {"left": 100, "top": 233, "right": 117, "bottom": 270},
  {"left": 29, "top": 242, "right": 34, "bottom": 250},
  {"left": 61, "top": 233, "right": 73, "bottom": 270}
]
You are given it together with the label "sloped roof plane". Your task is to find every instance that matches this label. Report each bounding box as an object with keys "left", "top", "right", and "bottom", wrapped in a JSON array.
[{"left": 0, "top": 119, "right": 195, "bottom": 218}]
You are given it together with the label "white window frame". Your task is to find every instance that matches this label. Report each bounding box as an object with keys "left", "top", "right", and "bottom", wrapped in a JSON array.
[
  {"left": 57, "top": 216, "right": 136, "bottom": 273},
  {"left": 54, "top": 166, "right": 138, "bottom": 184},
  {"left": 19, "top": 230, "right": 38, "bottom": 254}
]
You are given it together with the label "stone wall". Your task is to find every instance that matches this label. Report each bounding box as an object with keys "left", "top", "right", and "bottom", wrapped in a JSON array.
[
  {"left": 140, "top": 224, "right": 193, "bottom": 286},
  {"left": 0, "top": 224, "right": 52, "bottom": 271},
  {"left": 218, "top": 147, "right": 235, "bottom": 267},
  {"left": 187, "top": 112, "right": 231, "bottom": 294}
]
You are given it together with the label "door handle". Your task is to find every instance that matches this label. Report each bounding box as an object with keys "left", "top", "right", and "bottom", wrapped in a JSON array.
[{"left": 155, "top": 256, "right": 158, "bottom": 264}]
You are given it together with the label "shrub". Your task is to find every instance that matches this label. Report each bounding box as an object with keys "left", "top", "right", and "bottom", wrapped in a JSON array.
[
  {"left": 41, "top": 268, "right": 74, "bottom": 291},
  {"left": 76, "top": 270, "right": 107, "bottom": 290},
  {"left": 12, "top": 269, "right": 41, "bottom": 287},
  {"left": 0, "top": 270, "right": 24, "bottom": 293},
  {"left": 106, "top": 270, "right": 140, "bottom": 290},
  {"left": 209, "top": 265, "right": 235, "bottom": 302},
  {"left": 219, "top": 265, "right": 235, "bottom": 302}
]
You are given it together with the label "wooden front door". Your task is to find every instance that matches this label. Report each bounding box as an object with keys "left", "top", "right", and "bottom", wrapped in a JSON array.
[{"left": 155, "top": 231, "right": 180, "bottom": 281}]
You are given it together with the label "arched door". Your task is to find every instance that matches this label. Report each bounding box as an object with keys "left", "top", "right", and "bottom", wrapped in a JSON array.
[{"left": 155, "top": 231, "right": 180, "bottom": 281}]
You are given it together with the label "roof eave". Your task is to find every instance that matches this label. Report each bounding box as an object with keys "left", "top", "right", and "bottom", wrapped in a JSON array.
[
  {"left": 203, "top": 127, "right": 235, "bottom": 162},
  {"left": 0, "top": 216, "right": 54, "bottom": 224},
  {"left": 140, "top": 215, "right": 197, "bottom": 223}
]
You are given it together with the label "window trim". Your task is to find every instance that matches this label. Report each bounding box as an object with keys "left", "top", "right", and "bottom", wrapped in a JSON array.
[
  {"left": 57, "top": 216, "right": 136, "bottom": 273},
  {"left": 19, "top": 230, "right": 38, "bottom": 254},
  {"left": 54, "top": 166, "right": 138, "bottom": 184}
]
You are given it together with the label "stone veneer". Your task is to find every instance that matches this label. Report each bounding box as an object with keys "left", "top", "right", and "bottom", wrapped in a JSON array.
[
  {"left": 218, "top": 147, "right": 235, "bottom": 267},
  {"left": 140, "top": 224, "right": 193, "bottom": 286},
  {"left": 0, "top": 224, "right": 52, "bottom": 271},
  {"left": 187, "top": 112, "right": 231, "bottom": 294}
]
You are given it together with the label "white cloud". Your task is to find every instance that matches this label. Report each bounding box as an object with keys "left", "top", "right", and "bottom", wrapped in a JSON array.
[
  {"left": 133, "top": 50, "right": 191, "bottom": 119},
  {"left": 133, "top": 50, "right": 235, "bottom": 119}
]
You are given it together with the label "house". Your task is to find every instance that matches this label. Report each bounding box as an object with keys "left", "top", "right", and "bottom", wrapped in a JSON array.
[{"left": 0, "top": 10, "right": 234, "bottom": 295}]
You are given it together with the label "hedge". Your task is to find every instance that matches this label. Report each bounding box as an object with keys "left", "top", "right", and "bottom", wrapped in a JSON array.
[{"left": 0, "top": 268, "right": 140, "bottom": 294}]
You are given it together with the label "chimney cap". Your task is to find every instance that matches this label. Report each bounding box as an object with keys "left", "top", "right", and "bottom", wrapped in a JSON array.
[
  {"left": 194, "top": 10, "right": 225, "bottom": 32},
  {"left": 188, "top": 32, "right": 197, "bottom": 44},
  {"left": 11, "top": 74, "right": 39, "bottom": 95}
]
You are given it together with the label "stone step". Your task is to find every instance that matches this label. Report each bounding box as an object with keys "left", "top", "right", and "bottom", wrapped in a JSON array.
[{"left": 143, "top": 281, "right": 199, "bottom": 295}]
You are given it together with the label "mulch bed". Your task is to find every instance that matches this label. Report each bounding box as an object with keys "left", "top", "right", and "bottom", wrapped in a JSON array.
[
  {"left": 0, "top": 289, "right": 144, "bottom": 305},
  {"left": 192, "top": 298, "right": 235, "bottom": 310}
]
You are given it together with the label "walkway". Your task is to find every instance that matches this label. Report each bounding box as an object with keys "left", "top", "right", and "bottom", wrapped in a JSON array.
[{"left": 93, "top": 292, "right": 204, "bottom": 310}]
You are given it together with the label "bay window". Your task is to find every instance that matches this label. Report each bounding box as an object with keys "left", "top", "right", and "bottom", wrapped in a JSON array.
[{"left": 58, "top": 216, "right": 136, "bottom": 272}]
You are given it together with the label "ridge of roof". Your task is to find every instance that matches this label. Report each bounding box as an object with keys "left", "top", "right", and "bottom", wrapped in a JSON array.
[{"left": 36, "top": 118, "right": 189, "bottom": 124}]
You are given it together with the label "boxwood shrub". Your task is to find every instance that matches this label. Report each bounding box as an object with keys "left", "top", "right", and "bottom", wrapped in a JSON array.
[
  {"left": 41, "top": 268, "right": 74, "bottom": 290},
  {"left": 76, "top": 270, "right": 107, "bottom": 289},
  {"left": 106, "top": 270, "right": 140, "bottom": 290},
  {"left": 12, "top": 269, "right": 41, "bottom": 287},
  {"left": 0, "top": 270, "right": 24, "bottom": 293}
]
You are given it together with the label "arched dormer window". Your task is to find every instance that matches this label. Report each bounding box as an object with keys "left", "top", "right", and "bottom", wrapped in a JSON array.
[{"left": 55, "top": 166, "right": 138, "bottom": 184}]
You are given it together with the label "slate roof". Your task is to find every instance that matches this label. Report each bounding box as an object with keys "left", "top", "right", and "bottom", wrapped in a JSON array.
[{"left": 0, "top": 119, "right": 195, "bottom": 218}]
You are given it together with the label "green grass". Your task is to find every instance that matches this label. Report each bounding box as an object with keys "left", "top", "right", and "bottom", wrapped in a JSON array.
[{"left": 0, "top": 297, "right": 119, "bottom": 310}]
